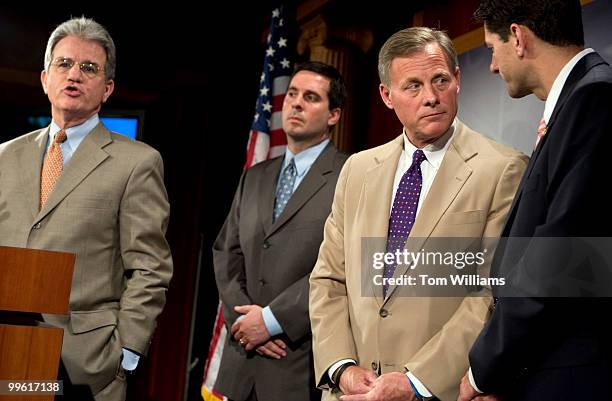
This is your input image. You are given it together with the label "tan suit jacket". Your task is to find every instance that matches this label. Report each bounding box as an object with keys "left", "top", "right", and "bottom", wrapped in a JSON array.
[
  {"left": 309, "top": 120, "right": 527, "bottom": 401},
  {"left": 0, "top": 123, "right": 173, "bottom": 395}
]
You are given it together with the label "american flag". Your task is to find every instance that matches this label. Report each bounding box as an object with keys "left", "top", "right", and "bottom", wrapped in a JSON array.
[
  {"left": 244, "top": 5, "right": 293, "bottom": 168},
  {"left": 202, "top": 6, "right": 293, "bottom": 401}
]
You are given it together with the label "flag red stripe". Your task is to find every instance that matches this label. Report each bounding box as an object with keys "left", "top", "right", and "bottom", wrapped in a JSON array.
[
  {"left": 272, "top": 94, "right": 285, "bottom": 112},
  {"left": 203, "top": 303, "right": 225, "bottom": 377},
  {"left": 244, "top": 130, "right": 258, "bottom": 170},
  {"left": 270, "top": 129, "right": 287, "bottom": 148}
]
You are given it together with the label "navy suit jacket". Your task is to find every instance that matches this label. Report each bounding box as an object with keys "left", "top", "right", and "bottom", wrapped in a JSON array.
[{"left": 469, "top": 52, "right": 612, "bottom": 400}]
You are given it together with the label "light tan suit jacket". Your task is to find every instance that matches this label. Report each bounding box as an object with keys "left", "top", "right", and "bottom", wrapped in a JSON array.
[
  {"left": 309, "top": 120, "right": 527, "bottom": 401},
  {"left": 0, "top": 123, "right": 173, "bottom": 395}
]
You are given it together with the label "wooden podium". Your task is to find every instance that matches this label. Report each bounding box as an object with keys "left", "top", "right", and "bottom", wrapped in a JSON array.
[{"left": 0, "top": 246, "right": 74, "bottom": 400}]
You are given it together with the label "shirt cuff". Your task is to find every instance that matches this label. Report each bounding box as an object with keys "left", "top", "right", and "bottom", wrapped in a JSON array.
[
  {"left": 468, "top": 367, "right": 484, "bottom": 394},
  {"left": 262, "top": 306, "right": 283, "bottom": 336},
  {"left": 328, "top": 359, "right": 357, "bottom": 383},
  {"left": 406, "top": 372, "right": 433, "bottom": 398},
  {"left": 122, "top": 348, "right": 140, "bottom": 371}
]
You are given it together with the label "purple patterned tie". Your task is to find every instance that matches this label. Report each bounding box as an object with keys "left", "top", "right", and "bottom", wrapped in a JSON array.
[{"left": 383, "top": 149, "right": 427, "bottom": 295}]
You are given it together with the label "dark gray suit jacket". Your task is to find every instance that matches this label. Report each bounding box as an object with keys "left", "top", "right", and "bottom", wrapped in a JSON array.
[{"left": 213, "top": 142, "right": 347, "bottom": 401}]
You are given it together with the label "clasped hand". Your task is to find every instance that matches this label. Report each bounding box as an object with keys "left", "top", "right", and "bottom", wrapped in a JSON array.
[
  {"left": 338, "top": 366, "right": 418, "bottom": 401},
  {"left": 231, "top": 304, "right": 287, "bottom": 359}
]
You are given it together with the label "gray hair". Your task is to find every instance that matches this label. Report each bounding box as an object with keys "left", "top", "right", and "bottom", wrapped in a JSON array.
[
  {"left": 44, "top": 16, "right": 116, "bottom": 80},
  {"left": 378, "top": 27, "right": 458, "bottom": 86}
]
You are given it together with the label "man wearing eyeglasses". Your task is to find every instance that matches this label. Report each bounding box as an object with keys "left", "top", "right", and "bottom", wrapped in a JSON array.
[{"left": 0, "top": 17, "right": 172, "bottom": 401}]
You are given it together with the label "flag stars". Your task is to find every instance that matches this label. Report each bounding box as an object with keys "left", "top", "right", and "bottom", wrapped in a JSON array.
[
  {"left": 278, "top": 37, "right": 287, "bottom": 48},
  {"left": 260, "top": 86, "right": 270, "bottom": 97},
  {"left": 262, "top": 102, "right": 272, "bottom": 112},
  {"left": 280, "top": 58, "right": 291, "bottom": 69},
  {"left": 266, "top": 47, "right": 276, "bottom": 57},
  {"left": 272, "top": 8, "right": 280, "bottom": 18}
]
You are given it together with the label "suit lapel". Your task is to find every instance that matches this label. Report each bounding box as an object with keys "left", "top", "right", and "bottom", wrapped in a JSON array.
[
  {"left": 15, "top": 129, "right": 48, "bottom": 219},
  {"left": 265, "top": 143, "right": 338, "bottom": 238},
  {"left": 385, "top": 122, "right": 473, "bottom": 301},
  {"left": 259, "top": 157, "right": 283, "bottom": 237},
  {"left": 35, "top": 123, "right": 111, "bottom": 222},
  {"left": 362, "top": 136, "right": 403, "bottom": 302},
  {"left": 548, "top": 52, "right": 606, "bottom": 134}
]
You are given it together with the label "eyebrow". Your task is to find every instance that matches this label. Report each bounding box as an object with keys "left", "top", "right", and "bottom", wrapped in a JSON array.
[
  {"left": 400, "top": 76, "right": 421, "bottom": 86},
  {"left": 54, "top": 56, "right": 100, "bottom": 64},
  {"left": 287, "top": 87, "right": 323, "bottom": 98}
]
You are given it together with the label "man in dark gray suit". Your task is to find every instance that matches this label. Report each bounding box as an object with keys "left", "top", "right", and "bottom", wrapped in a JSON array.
[{"left": 212, "top": 61, "right": 348, "bottom": 401}]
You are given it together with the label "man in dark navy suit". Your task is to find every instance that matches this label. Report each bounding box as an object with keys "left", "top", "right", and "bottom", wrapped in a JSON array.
[{"left": 458, "top": 1, "right": 612, "bottom": 400}]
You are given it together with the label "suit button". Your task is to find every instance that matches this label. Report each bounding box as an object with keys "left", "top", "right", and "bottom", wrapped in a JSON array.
[
  {"left": 371, "top": 361, "right": 378, "bottom": 371},
  {"left": 32, "top": 222, "right": 42, "bottom": 229},
  {"left": 263, "top": 241, "right": 270, "bottom": 249},
  {"left": 379, "top": 308, "right": 389, "bottom": 318},
  {"left": 259, "top": 279, "right": 266, "bottom": 286}
]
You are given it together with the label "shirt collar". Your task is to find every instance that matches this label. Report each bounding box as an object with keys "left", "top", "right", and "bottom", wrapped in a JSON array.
[
  {"left": 49, "top": 114, "right": 100, "bottom": 150},
  {"left": 543, "top": 48, "right": 594, "bottom": 124},
  {"left": 402, "top": 119, "right": 456, "bottom": 170},
  {"left": 282, "top": 138, "right": 330, "bottom": 177}
]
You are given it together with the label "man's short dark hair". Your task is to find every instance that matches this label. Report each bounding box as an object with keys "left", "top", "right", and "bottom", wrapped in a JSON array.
[
  {"left": 292, "top": 61, "right": 347, "bottom": 111},
  {"left": 474, "top": 0, "right": 584, "bottom": 46}
]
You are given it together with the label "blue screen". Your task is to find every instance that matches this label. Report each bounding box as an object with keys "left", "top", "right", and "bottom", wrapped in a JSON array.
[{"left": 100, "top": 117, "right": 138, "bottom": 140}]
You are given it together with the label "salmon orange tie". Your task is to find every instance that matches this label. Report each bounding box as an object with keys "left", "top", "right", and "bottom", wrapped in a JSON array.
[{"left": 40, "top": 130, "right": 67, "bottom": 208}]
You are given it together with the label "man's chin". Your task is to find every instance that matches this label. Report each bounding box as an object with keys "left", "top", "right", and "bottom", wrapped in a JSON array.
[
  {"left": 506, "top": 84, "right": 531, "bottom": 99},
  {"left": 423, "top": 121, "right": 451, "bottom": 136}
]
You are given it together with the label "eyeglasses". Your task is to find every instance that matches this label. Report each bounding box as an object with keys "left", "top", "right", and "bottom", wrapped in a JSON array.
[{"left": 51, "top": 57, "right": 104, "bottom": 78}]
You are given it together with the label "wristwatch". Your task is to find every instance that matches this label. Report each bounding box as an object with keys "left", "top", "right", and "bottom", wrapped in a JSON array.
[{"left": 332, "top": 362, "right": 356, "bottom": 388}]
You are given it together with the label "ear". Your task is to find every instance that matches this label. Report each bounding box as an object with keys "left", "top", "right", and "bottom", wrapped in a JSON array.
[
  {"left": 510, "top": 23, "right": 526, "bottom": 58},
  {"left": 102, "top": 79, "right": 115, "bottom": 103},
  {"left": 379, "top": 83, "right": 394, "bottom": 109},
  {"left": 327, "top": 108, "right": 341, "bottom": 126},
  {"left": 40, "top": 70, "right": 48, "bottom": 94},
  {"left": 454, "top": 66, "right": 461, "bottom": 94}
]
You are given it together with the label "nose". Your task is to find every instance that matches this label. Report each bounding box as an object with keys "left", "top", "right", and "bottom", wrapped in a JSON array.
[
  {"left": 288, "top": 94, "right": 303, "bottom": 110},
  {"left": 422, "top": 84, "right": 440, "bottom": 107},
  {"left": 67, "top": 63, "right": 83, "bottom": 82},
  {"left": 489, "top": 56, "right": 499, "bottom": 75}
]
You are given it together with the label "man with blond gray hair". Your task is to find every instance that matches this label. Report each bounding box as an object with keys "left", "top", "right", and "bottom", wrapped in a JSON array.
[
  {"left": 0, "top": 17, "right": 172, "bottom": 400},
  {"left": 309, "top": 27, "right": 527, "bottom": 401}
]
